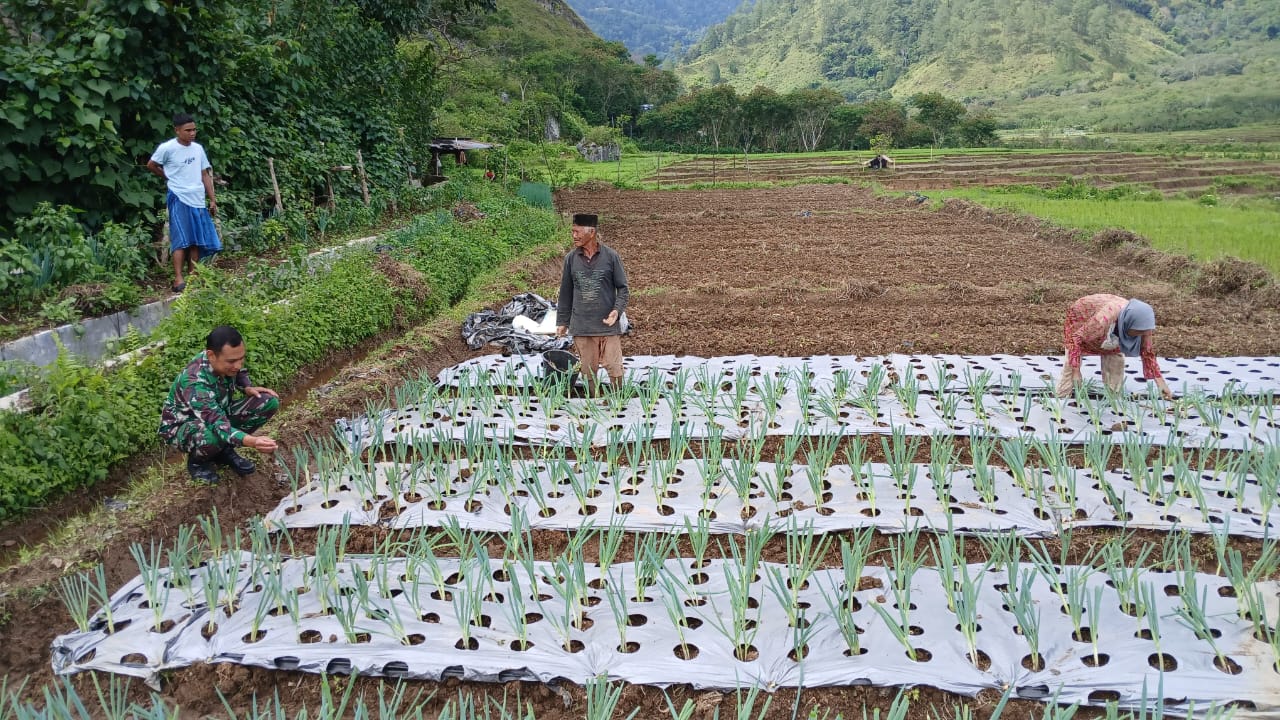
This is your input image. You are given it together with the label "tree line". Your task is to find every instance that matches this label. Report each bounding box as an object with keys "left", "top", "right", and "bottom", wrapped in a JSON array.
[{"left": 636, "top": 86, "right": 998, "bottom": 153}]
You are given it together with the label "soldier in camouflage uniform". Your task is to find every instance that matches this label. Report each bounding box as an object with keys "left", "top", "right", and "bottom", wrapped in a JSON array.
[{"left": 159, "top": 325, "right": 279, "bottom": 483}]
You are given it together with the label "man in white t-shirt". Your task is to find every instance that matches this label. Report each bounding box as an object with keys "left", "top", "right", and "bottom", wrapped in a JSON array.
[{"left": 147, "top": 113, "right": 222, "bottom": 292}]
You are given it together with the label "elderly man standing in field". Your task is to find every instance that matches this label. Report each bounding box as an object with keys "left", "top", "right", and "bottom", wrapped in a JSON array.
[
  {"left": 147, "top": 112, "right": 222, "bottom": 293},
  {"left": 159, "top": 326, "right": 279, "bottom": 484},
  {"left": 556, "top": 213, "right": 630, "bottom": 395}
]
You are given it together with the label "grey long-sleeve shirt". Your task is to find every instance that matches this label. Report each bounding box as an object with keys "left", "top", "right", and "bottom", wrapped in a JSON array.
[{"left": 556, "top": 243, "right": 629, "bottom": 336}]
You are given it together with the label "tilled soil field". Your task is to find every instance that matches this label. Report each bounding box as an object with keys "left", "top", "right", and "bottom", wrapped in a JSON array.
[
  {"left": 2, "top": 184, "right": 1279, "bottom": 718},
  {"left": 652, "top": 152, "right": 1280, "bottom": 197}
]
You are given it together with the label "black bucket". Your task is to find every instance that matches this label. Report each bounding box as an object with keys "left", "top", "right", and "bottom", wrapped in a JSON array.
[{"left": 541, "top": 349, "right": 580, "bottom": 386}]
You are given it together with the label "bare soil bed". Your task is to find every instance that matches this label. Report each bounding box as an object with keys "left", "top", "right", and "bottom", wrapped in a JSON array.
[
  {"left": 652, "top": 152, "right": 1280, "bottom": 197},
  {"left": 2, "top": 184, "right": 1279, "bottom": 718}
]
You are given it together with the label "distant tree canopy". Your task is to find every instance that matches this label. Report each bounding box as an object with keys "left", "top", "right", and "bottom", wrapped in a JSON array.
[{"left": 637, "top": 86, "right": 997, "bottom": 152}]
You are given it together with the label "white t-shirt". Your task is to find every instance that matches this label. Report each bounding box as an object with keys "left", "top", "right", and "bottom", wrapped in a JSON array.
[{"left": 150, "top": 138, "right": 211, "bottom": 209}]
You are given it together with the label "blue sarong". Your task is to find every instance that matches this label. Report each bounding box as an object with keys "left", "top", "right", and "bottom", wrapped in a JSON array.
[{"left": 167, "top": 191, "right": 222, "bottom": 254}]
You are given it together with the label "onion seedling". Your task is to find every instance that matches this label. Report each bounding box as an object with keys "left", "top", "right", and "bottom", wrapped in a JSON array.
[
  {"left": 882, "top": 427, "right": 920, "bottom": 490},
  {"left": 1174, "top": 581, "right": 1231, "bottom": 670},
  {"left": 999, "top": 437, "right": 1031, "bottom": 490},
  {"left": 165, "top": 525, "right": 198, "bottom": 607},
  {"left": 954, "top": 559, "right": 987, "bottom": 666},
  {"left": 938, "top": 394, "right": 962, "bottom": 426},
  {"left": 855, "top": 364, "right": 885, "bottom": 420},
  {"left": 129, "top": 541, "right": 171, "bottom": 632},
  {"left": 58, "top": 572, "right": 95, "bottom": 634},
  {"left": 816, "top": 392, "right": 843, "bottom": 426},
  {"left": 602, "top": 567, "right": 633, "bottom": 651},
  {"left": 818, "top": 572, "right": 864, "bottom": 656},
  {"left": 931, "top": 534, "right": 963, "bottom": 613},
  {"left": 893, "top": 373, "right": 921, "bottom": 420},
  {"left": 1000, "top": 372, "right": 1024, "bottom": 416},
  {"left": 584, "top": 675, "right": 630, "bottom": 720},
  {"left": 702, "top": 558, "right": 758, "bottom": 661},
  {"left": 1001, "top": 568, "right": 1042, "bottom": 669},
  {"left": 502, "top": 561, "right": 532, "bottom": 650},
  {"left": 683, "top": 515, "right": 712, "bottom": 569},
  {"left": 776, "top": 520, "right": 830, "bottom": 619},
  {"left": 970, "top": 434, "right": 999, "bottom": 508},
  {"left": 1100, "top": 537, "right": 1150, "bottom": 618},
  {"left": 931, "top": 360, "right": 952, "bottom": 394},
  {"left": 805, "top": 433, "right": 841, "bottom": 510},
  {"left": 929, "top": 432, "right": 958, "bottom": 507},
  {"left": 873, "top": 533, "right": 923, "bottom": 660},
  {"left": 964, "top": 368, "right": 994, "bottom": 421},
  {"left": 1141, "top": 583, "right": 1165, "bottom": 657}
]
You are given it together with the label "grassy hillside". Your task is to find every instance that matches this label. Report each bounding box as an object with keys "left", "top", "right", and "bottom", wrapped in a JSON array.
[
  {"left": 422, "top": 0, "right": 678, "bottom": 141},
  {"left": 674, "top": 0, "right": 1280, "bottom": 131}
]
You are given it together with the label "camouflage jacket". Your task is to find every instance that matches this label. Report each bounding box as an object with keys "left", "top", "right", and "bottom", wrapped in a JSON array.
[{"left": 158, "top": 352, "right": 252, "bottom": 446}]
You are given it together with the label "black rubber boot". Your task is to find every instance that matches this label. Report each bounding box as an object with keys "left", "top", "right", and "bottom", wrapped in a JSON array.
[
  {"left": 187, "top": 453, "right": 221, "bottom": 485},
  {"left": 218, "top": 447, "right": 256, "bottom": 476}
]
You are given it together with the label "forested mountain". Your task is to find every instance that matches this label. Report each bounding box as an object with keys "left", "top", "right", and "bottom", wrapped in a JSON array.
[
  {"left": 430, "top": 0, "right": 680, "bottom": 139},
  {"left": 675, "top": 0, "right": 1280, "bottom": 130},
  {"left": 562, "top": 0, "right": 742, "bottom": 59}
]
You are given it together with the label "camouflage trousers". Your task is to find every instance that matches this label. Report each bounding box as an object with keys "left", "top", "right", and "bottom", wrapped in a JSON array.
[{"left": 169, "top": 394, "right": 279, "bottom": 460}]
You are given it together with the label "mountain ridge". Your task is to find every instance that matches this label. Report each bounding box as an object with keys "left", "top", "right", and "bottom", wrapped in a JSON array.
[{"left": 671, "top": 0, "right": 1280, "bottom": 130}]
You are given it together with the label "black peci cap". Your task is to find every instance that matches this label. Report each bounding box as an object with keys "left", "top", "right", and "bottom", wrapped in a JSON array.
[{"left": 571, "top": 213, "right": 598, "bottom": 227}]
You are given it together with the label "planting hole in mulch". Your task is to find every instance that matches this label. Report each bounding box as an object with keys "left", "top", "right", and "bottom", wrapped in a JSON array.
[
  {"left": 1215, "top": 655, "right": 1244, "bottom": 674},
  {"left": 618, "top": 641, "right": 640, "bottom": 654},
  {"left": 455, "top": 637, "right": 480, "bottom": 651},
  {"left": 1081, "top": 653, "right": 1110, "bottom": 667},
  {"left": 907, "top": 648, "right": 932, "bottom": 662},
  {"left": 1022, "top": 653, "right": 1045, "bottom": 671},
  {"left": 511, "top": 639, "right": 535, "bottom": 651},
  {"left": 674, "top": 644, "right": 699, "bottom": 660},
  {"left": 788, "top": 645, "right": 810, "bottom": 662},
  {"left": 242, "top": 630, "right": 268, "bottom": 643},
  {"left": 627, "top": 613, "right": 648, "bottom": 627},
  {"left": 1149, "top": 653, "right": 1178, "bottom": 671},
  {"left": 406, "top": 634, "right": 426, "bottom": 645},
  {"left": 1072, "top": 627, "right": 1094, "bottom": 643},
  {"left": 1089, "top": 690, "right": 1122, "bottom": 703},
  {"left": 734, "top": 644, "right": 760, "bottom": 662},
  {"left": 968, "top": 650, "right": 992, "bottom": 671}
]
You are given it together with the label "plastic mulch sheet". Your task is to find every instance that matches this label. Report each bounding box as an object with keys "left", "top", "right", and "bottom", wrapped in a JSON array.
[
  {"left": 438, "top": 354, "right": 1280, "bottom": 397},
  {"left": 264, "top": 459, "right": 1279, "bottom": 539},
  {"left": 338, "top": 386, "right": 1279, "bottom": 452},
  {"left": 53, "top": 556, "right": 1280, "bottom": 717}
]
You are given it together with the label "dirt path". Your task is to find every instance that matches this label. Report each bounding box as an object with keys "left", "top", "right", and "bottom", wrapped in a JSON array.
[{"left": 2, "top": 184, "right": 1278, "bottom": 718}]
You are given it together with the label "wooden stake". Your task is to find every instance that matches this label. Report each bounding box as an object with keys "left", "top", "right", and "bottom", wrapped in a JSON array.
[
  {"left": 356, "top": 149, "right": 370, "bottom": 206},
  {"left": 267, "top": 157, "right": 283, "bottom": 212}
]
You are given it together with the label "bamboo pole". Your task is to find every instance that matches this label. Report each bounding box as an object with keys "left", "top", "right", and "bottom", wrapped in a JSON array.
[
  {"left": 356, "top": 149, "right": 370, "bottom": 205},
  {"left": 267, "top": 157, "right": 283, "bottom": 212}
]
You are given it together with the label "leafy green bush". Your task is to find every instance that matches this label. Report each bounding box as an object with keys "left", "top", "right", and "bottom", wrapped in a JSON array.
[
  {"left": 0, "top": 182, "right": 560, "bottom": 519},
  {"left": 0, "top": 204, "right": 150, "bottom": 312}
]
